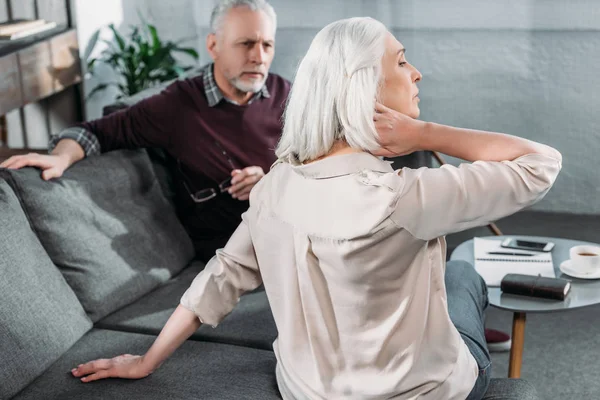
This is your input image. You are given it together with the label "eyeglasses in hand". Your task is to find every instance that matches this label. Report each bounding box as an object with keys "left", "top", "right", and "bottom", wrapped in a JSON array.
[{"left": 178, "top": 141, "right": 239, "bottom": 203}]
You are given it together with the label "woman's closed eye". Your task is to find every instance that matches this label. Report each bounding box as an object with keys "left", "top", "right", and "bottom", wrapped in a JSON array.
[{"left": 398, "top": 61, "right": 407, "bottom": 67}]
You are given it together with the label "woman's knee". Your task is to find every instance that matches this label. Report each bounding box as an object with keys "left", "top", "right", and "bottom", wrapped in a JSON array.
[{"left": 445, "top": 260, "right": 486, "bottom": 293}]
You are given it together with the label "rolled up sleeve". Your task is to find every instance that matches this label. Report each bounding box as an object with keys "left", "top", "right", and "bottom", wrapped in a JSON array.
[
  {"left": 180, "top": 212, "right": 262, "bottom": 327},
  {"left": 48, "top": 127, "right": 101, "bottom": 157},
  {"left": 390, "top": 152, "right": 562, "bottom": 241}
]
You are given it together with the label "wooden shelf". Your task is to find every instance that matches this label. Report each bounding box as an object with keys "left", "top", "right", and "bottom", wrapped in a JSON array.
[
  {"left": 0, "top": 26, "right": 82, "bottom": 116},
  {"left": 0, "top": 25, "right": 69, "bottom": 57}
]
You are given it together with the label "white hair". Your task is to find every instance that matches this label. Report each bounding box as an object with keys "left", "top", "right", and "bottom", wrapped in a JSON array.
[
  {"left": 210, "top": 0, "right": 277, "bottom": 35},
  {"left": 276, "top": 17, "right": 388, "bottom": 163}
]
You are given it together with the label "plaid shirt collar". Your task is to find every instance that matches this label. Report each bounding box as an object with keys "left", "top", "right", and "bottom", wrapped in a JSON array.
[{"left": 202, "top": 63, "right": 270, "bottom": 107}]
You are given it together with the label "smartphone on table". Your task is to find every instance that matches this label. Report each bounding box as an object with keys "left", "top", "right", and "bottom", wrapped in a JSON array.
[{"left": 501, "top": 238, "right": 555, "bottom": 252}]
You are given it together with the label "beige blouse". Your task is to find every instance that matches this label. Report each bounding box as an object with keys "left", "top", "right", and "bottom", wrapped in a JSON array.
[{"left": 181, "top": 151, "right": 562, "bottom": 399}]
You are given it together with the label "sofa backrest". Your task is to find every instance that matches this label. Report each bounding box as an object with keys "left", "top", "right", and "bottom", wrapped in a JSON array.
[
  {"left": 0, "top": 179, "right": 93, "bottom": 399},
  {"left": 0, "top": 149, "right": 195, "bottom": 322}
]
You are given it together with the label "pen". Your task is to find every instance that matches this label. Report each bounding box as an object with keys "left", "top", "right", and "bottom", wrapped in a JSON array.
[{"left": 487, "top": 252, "right": 534, "bottom": 256}]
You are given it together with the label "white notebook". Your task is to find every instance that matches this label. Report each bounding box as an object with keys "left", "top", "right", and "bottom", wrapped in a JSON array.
[{"left": 473, "top": 237, "right": 555, "bottom": 286}]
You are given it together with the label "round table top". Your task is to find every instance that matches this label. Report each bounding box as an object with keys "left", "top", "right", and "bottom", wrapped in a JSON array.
[{"left": 450, "top": 236, "right": 600, "bottom": 313}]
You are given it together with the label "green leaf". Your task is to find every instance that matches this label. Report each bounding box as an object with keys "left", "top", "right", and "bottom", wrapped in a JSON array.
[
  {"left": 108, "top": 24, "right": 127, "bottom": 51},
  {"left": 147, "top": 24, "right": 161, "bottom": 50},
  {"left": 118, "top": 82, "right": 132, "bottom": 97},
  {"left": 137, "top": 9, "right": 149, "bottom": 31},
  {"left": 83, "top": 29, "right": 101, "bottom": 61},
  {"left": 145, "top": 47, "right": 172, "bottom": 72},
  {"left": 124, "top": 46, "right": 139, "bottom": 76},
  {"left": 105, "top": 52, "right": 124, "bottom": 68},
  {"left": 87, "top": 58, "right": 98, "bottom": 73},
  {"left": 139, "top": 41, "right": 149, "bottom": 58},
  {"left": 100, "top": 39, "right": 118, "bottom": 52},
  {"left": 173, "top": 66, "right": 186, "bottom": 77},
  {"left": 173, "top": 46, "right": 199, "bottom": 59},
  {"left": 88, "top": 19, "right": 199, "bottom": 98},
  {"left": 130, "top": 26, "right": 140, "bottom": 40}
]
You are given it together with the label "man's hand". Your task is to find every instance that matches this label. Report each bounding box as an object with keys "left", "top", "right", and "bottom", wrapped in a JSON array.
[
  {"left": 372, "top": 102, "right": 425, "bottom": 157},
  {"left": 0, "top": 153, "right": 70, "bottom": 180},
  {"left": 229, "top": 166, "right": 265, "bottom": 201},
  {"left": 71, "top": 354, "right": 151, "bottom": 383}
]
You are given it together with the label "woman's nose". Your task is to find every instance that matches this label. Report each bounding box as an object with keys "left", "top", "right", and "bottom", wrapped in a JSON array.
[{"left": 413, "top": 67, "right": 422, "bottom": 83}]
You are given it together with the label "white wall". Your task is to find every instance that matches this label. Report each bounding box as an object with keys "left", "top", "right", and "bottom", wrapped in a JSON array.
[{"left": 72, "top": 0, "right": 125, "bottom": 120}]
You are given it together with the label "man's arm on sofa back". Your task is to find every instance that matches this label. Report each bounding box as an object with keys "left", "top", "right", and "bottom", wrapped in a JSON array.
[
  {"left": 1, "top": 72, "right": 194, "bottom": 178},
  {"left": 50, "top": 79, "right": 189, "bottom": 157}
]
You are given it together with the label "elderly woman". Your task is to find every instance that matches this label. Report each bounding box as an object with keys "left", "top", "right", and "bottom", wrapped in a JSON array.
[{"left": 71, "top": 17, "right": 561, "bottom": 400}]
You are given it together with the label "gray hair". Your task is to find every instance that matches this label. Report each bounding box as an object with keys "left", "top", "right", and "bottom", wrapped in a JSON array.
[
  {"left": 210, "top": 0, "right": 277, "bottom": 35},
  {"left": 276, "top": 17, "right": 388, "bottom": 163}
]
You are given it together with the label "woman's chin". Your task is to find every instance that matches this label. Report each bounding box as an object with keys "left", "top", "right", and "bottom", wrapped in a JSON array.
[{"left": 409, "top": 108, "right": 420, "bottom": 119}]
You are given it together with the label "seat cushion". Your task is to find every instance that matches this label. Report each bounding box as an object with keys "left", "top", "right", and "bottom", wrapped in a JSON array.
[
  {"left": 0, "top": 180, "right": 92, "bottom": 399},
  {"left": 0, "top": 149, "right": 195, "bottom": 322},
  {"left": 484, "top": 378, "right": 539, "bottom": 399},
  {"left": 12, "top": 329, "right": 281, "bottom": 400},
  {"left": 97, "top": 262, "right": 277, "bottom": 350}
]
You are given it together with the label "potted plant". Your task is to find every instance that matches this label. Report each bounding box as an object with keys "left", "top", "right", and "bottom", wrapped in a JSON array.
[{"left": 85, "top": 21, "right": 199, "bottom": 100}]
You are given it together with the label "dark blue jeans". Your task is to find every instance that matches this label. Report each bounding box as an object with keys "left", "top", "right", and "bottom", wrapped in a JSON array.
[{"left": 445, "top": 260, "right": 492, "bottom": 400}]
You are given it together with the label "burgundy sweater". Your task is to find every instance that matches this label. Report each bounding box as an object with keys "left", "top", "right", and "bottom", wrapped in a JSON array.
[{"left": 77, "top": 73, "right": 290, "bottom": 258}]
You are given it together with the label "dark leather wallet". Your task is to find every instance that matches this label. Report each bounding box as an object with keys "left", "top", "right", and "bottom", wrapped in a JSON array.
[{"left": 500, "top": 274, "right": 571, "bottom": 301}]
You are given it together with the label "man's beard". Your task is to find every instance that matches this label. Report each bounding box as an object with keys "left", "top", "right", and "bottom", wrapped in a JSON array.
[{"left": 230, "top": 74, "right": 268, "bottom": 94}]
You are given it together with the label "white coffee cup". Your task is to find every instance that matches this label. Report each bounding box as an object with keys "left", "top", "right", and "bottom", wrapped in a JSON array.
[{"left": 569, "top": 245, "right": 600, "bottom": 274}]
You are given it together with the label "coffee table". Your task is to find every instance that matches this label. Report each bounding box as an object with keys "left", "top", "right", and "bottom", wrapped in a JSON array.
[{"left": 450, "top": 235, "right": 600, "bottom": 378}]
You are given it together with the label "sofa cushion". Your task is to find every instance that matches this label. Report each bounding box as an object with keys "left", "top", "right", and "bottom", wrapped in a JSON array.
[
  {"left": 0, "top": 180, "right": 92, "bottom": 399},
  {"left": 12, "top": 329, "right": 281, "bottom": 400},
  {"left": 0, "top": 149, "right": 195, "bottom": 322},
  {"left": 97, "top": 261, "right": 277, "bottom": 350}
]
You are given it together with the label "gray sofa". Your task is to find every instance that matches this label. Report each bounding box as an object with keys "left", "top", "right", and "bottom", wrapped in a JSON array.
[
  {"left": 0, "top": 84, "right": 540, "bottom": 399},
  {"left": 0, "top": 148, "right": 284, "bottom": 400}
]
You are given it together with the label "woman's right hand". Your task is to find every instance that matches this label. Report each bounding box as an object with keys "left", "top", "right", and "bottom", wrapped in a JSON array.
[
  {"left": 70, "top": 305, "right": 202, "bottom": 383},
  {"left": 372, "top": 102, "right": 425, "bottom": 157},
  {"left": 71, "top": 354, "right": 152, "bottom": 382}
]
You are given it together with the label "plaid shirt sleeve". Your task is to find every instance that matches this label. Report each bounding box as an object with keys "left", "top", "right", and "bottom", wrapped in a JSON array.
[{"left": 48, "top": 127, "right": 101, "bottom": 157}]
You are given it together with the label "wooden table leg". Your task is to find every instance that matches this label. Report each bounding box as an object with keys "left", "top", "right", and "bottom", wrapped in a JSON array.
[{"left": 508, "top": 312, "right": 527, "bottom": 378}]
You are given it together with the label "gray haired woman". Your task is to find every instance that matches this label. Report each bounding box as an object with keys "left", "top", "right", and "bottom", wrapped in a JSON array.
[{"left": 71, "top": 17, "right": 561, "bottom": 400}]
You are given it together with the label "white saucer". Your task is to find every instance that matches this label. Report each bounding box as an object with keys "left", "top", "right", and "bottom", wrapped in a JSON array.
[{"left": 559, "top": 260, "right": 600, "bottom": 279}]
